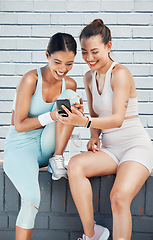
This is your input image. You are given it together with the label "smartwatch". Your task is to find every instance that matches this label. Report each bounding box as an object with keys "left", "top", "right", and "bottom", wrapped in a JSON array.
[{"left": 86, "top": 116, "right": 92, "bottom": 128}]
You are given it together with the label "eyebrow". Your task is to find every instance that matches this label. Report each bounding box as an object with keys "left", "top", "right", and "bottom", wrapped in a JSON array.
[
  {"left": 81, "top": 48, "right": 99, "bottom": 51},
  {"left": 54, "top": 58, "right": 74, "bottom": 63}
]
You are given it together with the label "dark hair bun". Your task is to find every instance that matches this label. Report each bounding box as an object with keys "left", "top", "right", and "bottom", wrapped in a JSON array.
[
  {"left": 79, "top": 18, "right": 111, "bottom": 45},
  {"left": 91, "top": 19, "right": 104, "bottom": 27}
]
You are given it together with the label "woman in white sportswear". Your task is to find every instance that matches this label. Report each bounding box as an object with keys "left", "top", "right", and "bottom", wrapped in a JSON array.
[{"left": 57, "top": 19, "right": 153, "bottom": 240}]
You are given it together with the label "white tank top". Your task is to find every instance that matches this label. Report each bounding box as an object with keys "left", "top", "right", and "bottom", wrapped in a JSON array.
[{"left": 92, "top": 62, "right": 138, "bottom": 123}]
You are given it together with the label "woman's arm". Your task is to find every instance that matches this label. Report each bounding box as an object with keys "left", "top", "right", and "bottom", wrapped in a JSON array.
[
  {"left": 14, "top": 71, "right": 43, "bottom": 132},
  {"left": 14, "top": 71, "right": 55, "bottom": 132},
  {"left": 84, "top": 71, "right": 101, "bottom": 138},
  {"left": 57, "top": 66, "right": 132, "bottom": 131},
  {"left": 15, "top": 74, "right": 78, "bottom": 133}
]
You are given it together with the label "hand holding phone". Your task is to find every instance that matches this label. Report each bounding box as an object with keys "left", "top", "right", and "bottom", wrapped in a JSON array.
[{"left": 56, "top": 99, "right": 72, "bottom": 117}]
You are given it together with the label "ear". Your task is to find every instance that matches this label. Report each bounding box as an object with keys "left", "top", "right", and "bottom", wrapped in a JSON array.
[
  {"left": 46, "top": 50, "right": 50, "bottom": 60},
  {"left": 106, "top": 41, "right": 112, "bottom": 54}
]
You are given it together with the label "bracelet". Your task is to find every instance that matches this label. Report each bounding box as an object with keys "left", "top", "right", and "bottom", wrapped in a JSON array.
[
  {"left": 38, "top": 112, "right": 54, "bottom": 126},
  {"left": 84, "top": 115, "right": 92, "bottom": 128}
]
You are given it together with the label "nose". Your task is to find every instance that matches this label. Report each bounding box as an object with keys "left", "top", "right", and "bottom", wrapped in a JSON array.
[
  {"left": 86, "top": 53, "right": 94, "bottom": 62},
  {"left": 59, "top": 64, "right": 67, "bottom": 73}
]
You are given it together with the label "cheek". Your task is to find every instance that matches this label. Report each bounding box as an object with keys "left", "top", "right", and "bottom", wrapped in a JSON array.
[
  {"left": 53, "top": 64, "right": 61, "bottom": 71},
  {"left": 96, "top": 53, "right": 102, "bottom": 59},
  {"left": 49, "top": 61, "right": 56, "bottom": 69},
  {"left": 68, "top": 65, "right": 73, "bottom": 71},
  {"left": 82, "top": 54, "right": 87, "bottom": 62}
]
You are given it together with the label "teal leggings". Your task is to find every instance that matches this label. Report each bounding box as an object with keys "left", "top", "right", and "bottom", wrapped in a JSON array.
[{"left": 4, "top": 89, "right": 80, "bottom": 229}]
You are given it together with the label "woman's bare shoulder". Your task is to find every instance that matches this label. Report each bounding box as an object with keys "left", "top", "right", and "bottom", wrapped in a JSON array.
[
  {"left": 112, "top": 63, "right": 132, "bottom": 78},
  {"left": 21, "top": 69, "right": 38, "bottom": 84},
  {"left": 18, "top": 69, "right": 38, "bottom": 88},
  {"left": 111, "top": 63, "right": 133, "bottom": 89}
]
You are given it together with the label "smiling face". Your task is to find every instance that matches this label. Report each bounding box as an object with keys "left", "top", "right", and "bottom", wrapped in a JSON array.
[
  {"left": 46, "top": 50, "right": 75, "bottom": 80},
  {"left": 80, "top": 35, "right": 112, "bottom": 71}
]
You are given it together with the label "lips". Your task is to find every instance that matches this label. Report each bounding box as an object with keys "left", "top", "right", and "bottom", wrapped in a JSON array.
[
  {"left": 56, "top": 71, "right": 66, "bottom": 77},
  {"left": 88, "top": 61, "right": 99, "bottom": 67}
]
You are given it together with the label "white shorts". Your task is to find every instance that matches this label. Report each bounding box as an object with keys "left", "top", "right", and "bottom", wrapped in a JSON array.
[{"left": 101, "top": 118, "right": 153, "bottom": 173}]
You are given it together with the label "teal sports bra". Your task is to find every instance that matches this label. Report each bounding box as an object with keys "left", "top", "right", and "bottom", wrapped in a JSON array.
[{"left": 12, "top": 68, "right": 66, "bottom": 118}]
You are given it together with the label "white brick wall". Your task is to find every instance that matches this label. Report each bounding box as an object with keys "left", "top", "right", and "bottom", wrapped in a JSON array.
[{"left": 0, "top": 0, "right": 153, "bottom": 160}]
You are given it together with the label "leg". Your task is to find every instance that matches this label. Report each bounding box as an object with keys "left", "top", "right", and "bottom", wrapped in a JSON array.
[
  {"left": 53, "top": 88, "right": 80, "bottom": 155},
  {"left": 110, "top": 161, "right": 149, "bottom": 240},
  {"left": 40, "top": 121, "right": 73, "bottom": 179},
  {"left": 16, "top": 227, "right": 33, "bottom": 240},
  {"left": 45, "top": 89, "right": 80, "bottom": 179},
  {"left": 4, "top": 146, "right": 41, "bottom": 240},
  {"left": 68, "top": 150, "right": 118, "bottom": 237},
  {"left": 40, "top": 116, "right": 74, "bottom": 162},
  {"left": 54, "top": 120, "right": 74, "bottom": 155}
]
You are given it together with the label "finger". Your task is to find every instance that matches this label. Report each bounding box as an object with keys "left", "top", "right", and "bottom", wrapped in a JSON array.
[
  {"left": 72, "top": 106, "right": 84, "bottom": 115},
  {"left": 79, "top": 109, "right": 84, "bottom": 115},
  {"left": 87, "top": 142, "right": 92, "bottom": 151},
  {"left": 73, "top": 102, "right": 80, "bottom": 106},
  {"left": 56, "top": 112, "right": 63, "bottom": 120},
  {"left": 61, "top": 105, "right": 71, "bottom": 115},
  {"left": 73, "top": 102, "right": 84, "bottom": 109},
  {"left": 87, "top": 145, "right": 91, "bottom": 151},
  {"left": 87, "top": 147, "right": 93, "bottom": 152},
  {"left": 80, "top": 97, "right": 83, "bottom": 105},
  {"left": 56, "top": 112, "right": 67, "bottom": 123},
  {"left": 91, "top": 144, "right": 96, "bottom": 153},
  {"left": 96, "top": 141, "right": 100, "bottom": 151},
  {"left": 71, "top": 106, "right": 82, "bottom": 116}
]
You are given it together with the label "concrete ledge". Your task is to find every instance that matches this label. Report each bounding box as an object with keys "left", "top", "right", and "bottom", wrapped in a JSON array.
[{"left": 0, "top": 165, "right": 153, "bottom": 240}]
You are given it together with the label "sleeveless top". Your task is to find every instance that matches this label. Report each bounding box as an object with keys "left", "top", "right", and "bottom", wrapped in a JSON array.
[
  {"left": 92, "top": 62, "right": 138, "bottom": 130},
  {"left": 12, "top": 68, "right": 66, "bottom": 118}
]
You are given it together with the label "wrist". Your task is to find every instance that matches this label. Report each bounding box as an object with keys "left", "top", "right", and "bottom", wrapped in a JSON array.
[
  {"left": 83, "top": 116, "right": 89, "bottom": 127},
  {"left": 38, "top": 112, "right": 54, "bottom": 126},
  {"left": 84, "top": 115, "right": 92, "bottom": 128},
  {"left": 50, "top": 111, "right": 56, "bottom": 121}
]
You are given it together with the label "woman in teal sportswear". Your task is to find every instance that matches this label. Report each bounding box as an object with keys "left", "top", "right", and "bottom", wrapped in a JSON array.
[{"left": 4, "top": 32, "right": 80, "bottom": 240}]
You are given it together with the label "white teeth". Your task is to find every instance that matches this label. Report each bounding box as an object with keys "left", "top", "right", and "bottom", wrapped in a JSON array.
[
  {"left": 56, "top": 71, "right": 65, "bottom": 76},
  {"left": 89, "top": 62, "right": 97, "bottom": 65}
]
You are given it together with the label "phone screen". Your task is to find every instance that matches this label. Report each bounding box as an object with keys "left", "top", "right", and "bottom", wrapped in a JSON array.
[{"left": 56, "top": 99, "right": 72, "bottom": 117}]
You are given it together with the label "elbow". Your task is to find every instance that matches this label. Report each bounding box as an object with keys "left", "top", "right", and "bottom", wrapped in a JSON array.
[
  {"left": 117, "top": 122, "right": 123, "bottom": 128},
  {"left": 115, "top": 116, "right": 124, "bottom": 128},
  {"left": 14, "top": 122, "right": 24, "bottom": 133}
]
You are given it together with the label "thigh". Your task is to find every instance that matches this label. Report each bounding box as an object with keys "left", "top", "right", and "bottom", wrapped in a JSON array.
[
  {"left": 111, "top": 161, "right": 150, "bottom": 201},
  {"left": 69, "top": 150, "right": 118, "bottom": 178},
  {"left": 40, "top": 121, "right": 56, "bottom": 167},
  {"left": 4, "top": 146, "right": 40, "bottom": 201}
]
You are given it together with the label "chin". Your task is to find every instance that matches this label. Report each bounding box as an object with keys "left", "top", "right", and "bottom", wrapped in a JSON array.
[{"left": 89, "top": 64, "right": 100, "bottom": 71}]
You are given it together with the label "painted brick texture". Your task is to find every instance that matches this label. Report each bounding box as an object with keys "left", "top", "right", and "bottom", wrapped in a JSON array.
[{"left": 0, "top": 1, "right": 153, "bottom": 159}]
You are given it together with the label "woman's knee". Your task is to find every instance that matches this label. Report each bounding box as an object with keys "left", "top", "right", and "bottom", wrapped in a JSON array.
[
  {"left": 67, "top": 155, "right": 84, "bottom": 179},
  {"left": 16, "top": 191, "right": 41, "bottom": 229},
  {"left": 21, "top": 185, "right": 41, "bottom": 211},
  {"left": 110, "top": 189, "right": 131, "bottom": 212}
]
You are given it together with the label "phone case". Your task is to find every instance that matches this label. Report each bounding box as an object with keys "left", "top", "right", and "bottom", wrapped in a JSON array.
[{"left": 56, "top": 99, "right": 71, "bottom": 117}]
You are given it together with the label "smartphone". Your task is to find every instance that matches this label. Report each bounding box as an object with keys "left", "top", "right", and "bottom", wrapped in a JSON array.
[{"left": 56, "top": 99, "right": 72, "bottom": 117}]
